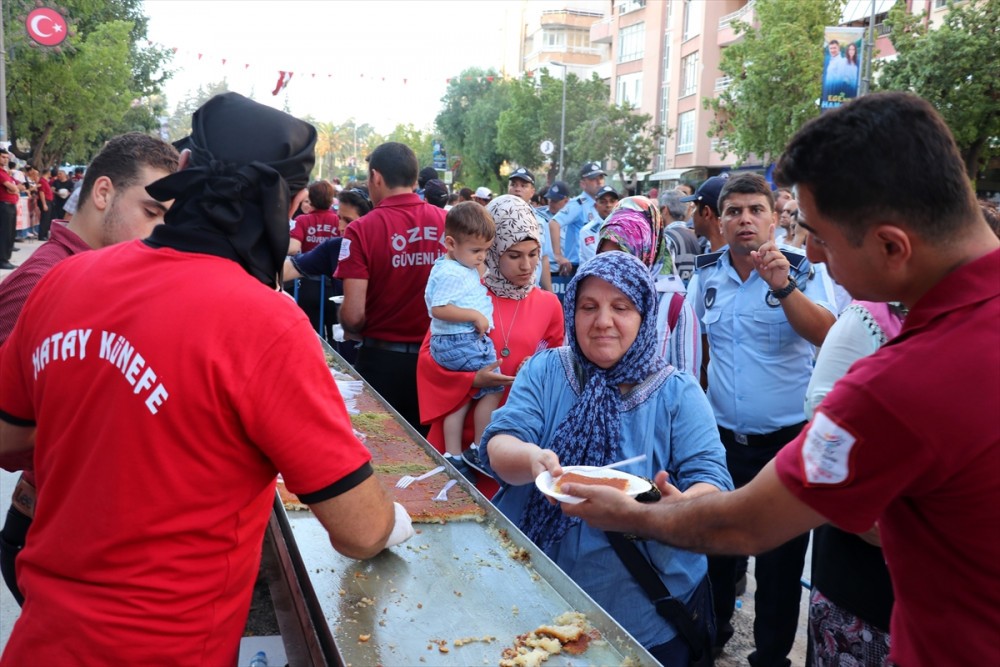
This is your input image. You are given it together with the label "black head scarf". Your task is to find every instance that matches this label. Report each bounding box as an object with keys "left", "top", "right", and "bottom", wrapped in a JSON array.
[{"left": 145, "top": 93, "right": 317, "bottom": 288}]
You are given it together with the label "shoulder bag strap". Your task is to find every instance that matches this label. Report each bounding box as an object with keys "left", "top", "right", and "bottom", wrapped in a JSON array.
[{"left": 605, "top": 531, "right": 708, "bottom": 660}]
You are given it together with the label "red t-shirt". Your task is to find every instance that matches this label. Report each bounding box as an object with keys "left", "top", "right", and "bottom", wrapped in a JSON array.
[
  {"left": 335, "top": 193, "right": 446, "bottom": 341},
  {"left": 775, "top": 248, "right": 1000, "bottom": 667},
  {"left": 36, "top": 177, "right": 53, "bottom": 202},
  {"left": 417, "top": 287, "right": 564, "bottom": 496},
  {"left": 0, "top": 169, "right": 19, "bottom": 204},
  {"left": 290, "top": 208, "right": 340, "bottom": 253},
  {"left": 0, "top": 241, "right": 371, "bottom": 666}
]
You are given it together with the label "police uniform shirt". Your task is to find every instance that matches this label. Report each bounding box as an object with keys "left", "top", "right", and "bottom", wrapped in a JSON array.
[
  {"left": 552, "top": 192, "right": 598, "bottom": 265},
  {"left": 686, "top": 246, "right": 835, "bottom": 434}
]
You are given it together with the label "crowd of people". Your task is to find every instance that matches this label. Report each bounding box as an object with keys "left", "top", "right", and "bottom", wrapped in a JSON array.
[{"left": 0, "top": 90, "right": 997, "bottom": 667}]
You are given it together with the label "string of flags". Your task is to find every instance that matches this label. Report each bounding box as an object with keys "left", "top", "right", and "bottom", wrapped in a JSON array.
[{"left": 144, "top": 40, "right": 516, "bottom": 96}]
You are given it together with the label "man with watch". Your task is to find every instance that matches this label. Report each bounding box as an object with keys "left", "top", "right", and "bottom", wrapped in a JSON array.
[{"left": 685, "top": 172, "right": 835, "bottom": 667}]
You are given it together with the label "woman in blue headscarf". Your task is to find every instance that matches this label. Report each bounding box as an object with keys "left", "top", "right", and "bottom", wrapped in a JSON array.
[{"left": 481, "top": 251, "right": 732, "bottom": 665}]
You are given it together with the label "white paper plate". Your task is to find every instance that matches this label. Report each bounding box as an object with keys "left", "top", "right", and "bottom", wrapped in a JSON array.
[{"left": 535, "top": 466, "right": 652, "bottom": 505}]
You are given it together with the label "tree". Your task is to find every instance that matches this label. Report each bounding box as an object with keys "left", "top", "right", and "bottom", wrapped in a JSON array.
[
  {"left": 3, "top": 0, "right": 172, "bottom": 169},
  {"left": 568, "top": 103, "right": 663, "bottom": 188},
  {"left": 435, "top": 68, "right": 509, "bottom": 190},
  {"left": 878, "top": 0, "right": 1000, "bottom": 180},
  {"left": 496, "top": 69, "right": 612, "bottom": 182},
  {"left": 165, "top": 80, "right": 232, "bottom": 142},
  {"left": 383, "top": 124, "right": 435, "bottom": 169},
  {"left": 706, "top": 0, "right": 844, "bottom": 165}
]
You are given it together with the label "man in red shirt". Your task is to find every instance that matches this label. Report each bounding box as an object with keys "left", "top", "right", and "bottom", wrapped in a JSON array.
[
  {"left": 0, "top": 133, "right": 179, "bottom": 606},
  {"left": 0, "top": 93, "right": 410, "bottom": 665},
  {"left": 559, "top": 93, "right": 1000, "bottom": 667},
  {"left": 336, "top": 141, "right": 446, "bottom": 432},
  {"left": 0, "top": 149, "right": 21, "bottom": 270}
]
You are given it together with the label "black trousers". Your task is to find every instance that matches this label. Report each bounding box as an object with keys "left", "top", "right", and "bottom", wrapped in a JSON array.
[
  {"left": 709, "top": 424, "right": 808, "bottom": 667},
  {"left": 354, "top": 346, "right": 427, "bottom": 436},
  {"left": 0, "top": 202, "right": 15, "bottom": 261},
  {"left": 38, "top": 206, "right": 52, "bottom": 240},
  {"left": 0, "top": 506, "right": 30, "bottom": 606}
]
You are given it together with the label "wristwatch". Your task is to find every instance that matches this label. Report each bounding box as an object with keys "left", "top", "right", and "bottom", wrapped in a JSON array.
[{"left": 771, "top": 276, "right": 798, "bottom": 300}]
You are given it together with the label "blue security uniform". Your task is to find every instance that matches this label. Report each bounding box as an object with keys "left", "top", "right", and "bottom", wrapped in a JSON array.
[
  {"left": 552, "top": 191, "right": 598, "bottom": 266},
  {"left": 686, "top": 246, "right": 835, "bottom": 667}
]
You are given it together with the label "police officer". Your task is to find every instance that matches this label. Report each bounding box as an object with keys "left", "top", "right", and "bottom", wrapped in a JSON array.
[
  {"left": 685, "top": 173, "right": 835, "bottom": 667},
  {"left": 551, "top": 161, "right": 605, "bottom": 275},
  {"left": 507, "top": 166, "right": 553, "bottom": 290},
  {"left": 577, "top": 184, "right": 620, "bottom": 267}
]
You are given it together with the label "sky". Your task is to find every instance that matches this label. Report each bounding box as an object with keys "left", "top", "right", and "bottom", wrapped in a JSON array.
[{"left": 142, "top": 0, "right": 526, "bottom": 133}]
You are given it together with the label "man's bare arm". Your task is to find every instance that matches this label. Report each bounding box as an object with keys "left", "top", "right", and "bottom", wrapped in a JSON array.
[
  {"left": 0, "top": 422, "right": 35, "bottom": 472},
  {"left": 339, "top": 278, "right": 368, "bottom": 335},
  {"left": 308, "top": 474, "right": 396, "bottom": 559},
  {"left": 561, "top": 460, "right": 826, "bottom": 555}
]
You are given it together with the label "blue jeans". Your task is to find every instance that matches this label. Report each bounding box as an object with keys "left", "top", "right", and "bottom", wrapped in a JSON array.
[{"left": 430, "top": 332, "right": 502, "bottom": 399}]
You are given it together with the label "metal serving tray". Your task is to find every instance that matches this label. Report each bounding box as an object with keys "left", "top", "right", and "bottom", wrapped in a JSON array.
[{"left": 278, "top": 345, "right": 656, "bottom": 666}]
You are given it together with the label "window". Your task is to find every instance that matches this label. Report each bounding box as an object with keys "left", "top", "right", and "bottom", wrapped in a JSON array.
[
  {"left": 680, "top": 51, "right": 699, "bottom": 97},
  {"left": 618, "top": 22, "right": 645, "bottom": 63},
  {"left": 677, "top": 111, "right": 695, "bottom": 154},
  {"left": 616, "top": 0, "right": 647, "bottom": 14},
  {"left": 543, "top": 29, "right": 566, "bottom": 49},
  {"left": 616, "top": 72, "right": 643, "bottom": 108},
  {"left": 682, "top": 0, "right": 703, "bottom": 41}
]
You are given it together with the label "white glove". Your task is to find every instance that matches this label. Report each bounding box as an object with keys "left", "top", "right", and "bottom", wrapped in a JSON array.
[{"left": 384, "top": 502, "right": 415, "bottom": 548}]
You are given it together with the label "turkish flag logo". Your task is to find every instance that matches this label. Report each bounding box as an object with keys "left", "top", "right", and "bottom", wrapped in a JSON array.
[{"left": 26, "top": 8, "right": 68, "bottom": 47}]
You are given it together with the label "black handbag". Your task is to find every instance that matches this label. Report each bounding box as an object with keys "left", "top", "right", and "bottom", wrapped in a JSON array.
[{"left": 606, "top": 531, "right": 715, "bottom": 667}]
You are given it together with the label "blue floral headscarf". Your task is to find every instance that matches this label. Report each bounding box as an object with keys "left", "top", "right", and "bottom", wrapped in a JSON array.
[{"left": 521, "top": 251, "right": 666, "bottom": 550}]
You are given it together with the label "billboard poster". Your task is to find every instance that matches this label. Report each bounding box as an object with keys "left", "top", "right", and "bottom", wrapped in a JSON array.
[{"left": 821, "top": 27, "right": 866, "bottom": 111}]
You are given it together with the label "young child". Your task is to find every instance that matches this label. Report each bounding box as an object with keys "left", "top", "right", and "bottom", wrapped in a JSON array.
[{"left": 424, "top": 202, "right": 504, "bottom": 479}]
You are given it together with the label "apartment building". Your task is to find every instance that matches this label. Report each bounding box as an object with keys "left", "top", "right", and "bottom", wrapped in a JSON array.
[{"left": 592, "top": 0, "right": 930, "bottom": 188}]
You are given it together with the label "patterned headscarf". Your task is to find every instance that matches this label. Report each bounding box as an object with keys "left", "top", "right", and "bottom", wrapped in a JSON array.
[
  {"left": 598, "top": 195, "right": 673, "bottom": 277},
  {"left": 521, "top": 251, "right": 667, "bottom": 551},
  {"left": 484, "top": 195, "right": 542, "bottom": 300}
]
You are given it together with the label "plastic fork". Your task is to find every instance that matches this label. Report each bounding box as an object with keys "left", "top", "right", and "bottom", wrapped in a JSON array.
[
  {"left": 433, "top": 479, "right": 458, "bottom": 502},
  {"left": 395, "top": 465, "right": 445, "bottom": 489}
]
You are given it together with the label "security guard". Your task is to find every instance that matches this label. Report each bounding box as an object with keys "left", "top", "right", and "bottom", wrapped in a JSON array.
[
  {"left": 551, "top": 161, "right": 605, "bottom": 275},
  {"left": 685, "top": 173, "right": 835, "bottom": 667}
]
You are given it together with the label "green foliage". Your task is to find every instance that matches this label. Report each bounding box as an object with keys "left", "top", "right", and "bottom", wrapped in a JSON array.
[
  {"left": 435, "top": 68, "right": 509, "bottom": 190},
  {"left": 3, "top": 0, "right": 172, "bottom": 169},
  {"left": 878, "top": 0, "right": 1000, "bottom": 179},
  {"left": 310, "top": 119, "right": 377, "bottom": 183},
  {"left": 496, "top": 69, "right": 614, "bottom": 181},
  {"left": 707, "top": 0, "right": 843, "bottom": 165},
  {"left": 383, "top": 124, "right": 435, "bottom": 171},
  {"left": 165, "top": 80, "right": 232, "bottom": 142},
  {"left": 567, "top": 102, "right": 663, "bottom": 184},
  {"left": 438, "top": 66, "right": 658, "bottom": 191}
]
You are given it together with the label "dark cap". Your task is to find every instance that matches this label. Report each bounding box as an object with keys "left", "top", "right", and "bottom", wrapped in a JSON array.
[
  {"left": 680, "top": 175, "right": 729, "bottom": 214},
  {"left": 423, "top": 179, "right": 449, "bottom": 208},
  {"left": 0, "top": 147, "right": 7, "bottom": 154},
  {"left": 418, "top": 166, "right": 439, "bottom": 188},
  {"left": 508, "top": 167, "right": 534, "bottom": 184},
  {"left": 580, "top": 161, "right": 606, "bottom": 179},
  {"left": 544, "top": 180, "right": 570, "bottom": 201},
  {"left": 595, "top": 185, "right": 620, "bottom": 200}
]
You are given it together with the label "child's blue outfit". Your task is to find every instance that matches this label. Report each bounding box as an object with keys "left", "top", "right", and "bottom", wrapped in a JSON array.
[{"left": 424, "top": 256, "right": 502, "bottom": 398}]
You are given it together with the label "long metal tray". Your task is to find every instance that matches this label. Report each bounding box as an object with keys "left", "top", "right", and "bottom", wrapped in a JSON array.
[{"left": 278, "top": 344, "right": 656, "bottom": 666}]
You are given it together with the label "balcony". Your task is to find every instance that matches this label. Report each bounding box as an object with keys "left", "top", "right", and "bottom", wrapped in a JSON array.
[
  {"left": 715, "top": 76, "right": 733, "bottom": 92},
  {"left": 590, "top": 15, "right": 614, "bottom": 44},
  {"left": 718, "top": 1, "right": 756, "bottom": 47}
]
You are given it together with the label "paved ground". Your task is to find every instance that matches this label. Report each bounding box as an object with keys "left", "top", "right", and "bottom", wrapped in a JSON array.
[{"left": 0, "top": 237, "right": 812, "bottom": 663}]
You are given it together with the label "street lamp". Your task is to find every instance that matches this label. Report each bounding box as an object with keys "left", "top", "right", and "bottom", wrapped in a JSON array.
[{"left": 549, "top": 61, "right": 568, "bottom": 182}]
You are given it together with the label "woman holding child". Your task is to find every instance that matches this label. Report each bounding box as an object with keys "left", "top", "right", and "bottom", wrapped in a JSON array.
[
  {"left": 417, "top": 195, "right": 563, "bottom": 488},
  {"left": 480, "top": 251, "right": 732, "bottom": 665}
]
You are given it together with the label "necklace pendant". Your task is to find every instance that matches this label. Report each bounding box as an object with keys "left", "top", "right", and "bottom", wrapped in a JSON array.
[{"left": 501, "top": 347, "right": 510, "bottom": 358}]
